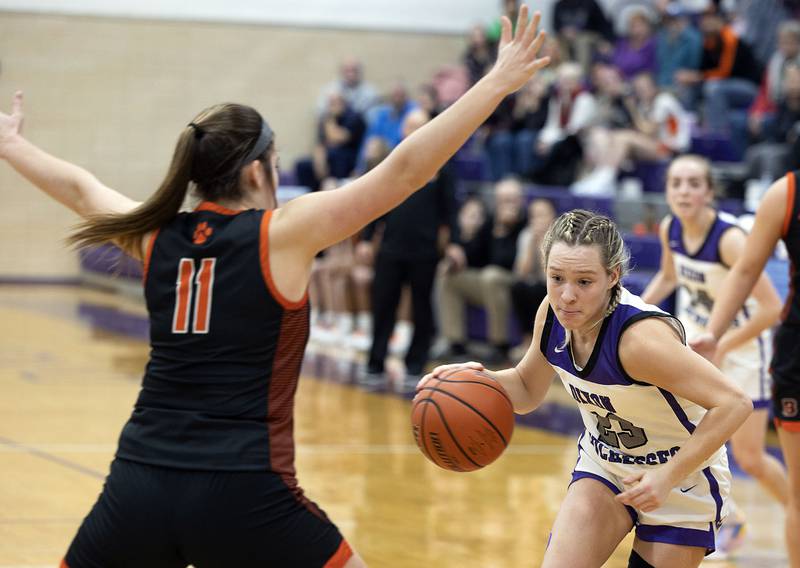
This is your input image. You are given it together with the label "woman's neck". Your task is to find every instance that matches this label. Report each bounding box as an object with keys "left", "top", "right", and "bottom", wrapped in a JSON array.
[{"left": 680, "top": 207, "right": 715, "bottom": 240}]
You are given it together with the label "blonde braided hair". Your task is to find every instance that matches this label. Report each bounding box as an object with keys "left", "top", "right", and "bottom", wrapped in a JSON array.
[{"left": 541, "top": 210, "right": 630, "bottom": 347}]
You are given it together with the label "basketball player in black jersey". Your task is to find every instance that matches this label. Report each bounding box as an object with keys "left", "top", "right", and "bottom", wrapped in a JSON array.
[
  {"left": 0, "top": 6, "right": 549, "bottom": 568},
  {"left": 692, "top": 172, "right": 800, "bottom": 567}
]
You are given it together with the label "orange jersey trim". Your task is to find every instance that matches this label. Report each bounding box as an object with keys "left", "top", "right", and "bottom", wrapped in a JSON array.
[
  {"left": 784, "top": 172, "right": 796, "bottom": 239},
  {"left": 259, "top": 210, "right": 308, "bottom": 310},
  {"left": 60, "top": 559, "right": 70, "bottom": 568},
  {"left": 195, "top": 201, "right": 244, "bottom": 216},
  {"left": 775, "top": 418, "right": 800, "bottom": 433},
  {"left": 703, "top": 27, "right": 738, "bottom": 80},
  {"left": 323, "top": 539, "right": 354, "bottom": 568},
  {"left": 142, "top": 229, "right": 160, "bottom": 285}
]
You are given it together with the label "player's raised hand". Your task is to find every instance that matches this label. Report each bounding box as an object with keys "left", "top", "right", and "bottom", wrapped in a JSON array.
[
  {"left": 0, "top": 91, "right": 24, "bottom": 156},
  {"left": 488, "top": 5, "right": 550, "bottom": 95}
]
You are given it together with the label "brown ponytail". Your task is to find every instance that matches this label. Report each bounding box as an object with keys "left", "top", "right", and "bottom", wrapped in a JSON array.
[{"left": 67, "top": 103, "right": 273, "bottom": 257}]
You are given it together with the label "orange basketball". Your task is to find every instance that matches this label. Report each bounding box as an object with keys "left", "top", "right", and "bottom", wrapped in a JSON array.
[{"left": 411, "top": 368, "right": 514, "bottom": 472}]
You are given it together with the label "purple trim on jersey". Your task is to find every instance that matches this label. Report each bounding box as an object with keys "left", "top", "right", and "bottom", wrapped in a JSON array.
[
  {"left": 668, "top": 212, "right": 738, "bottom": 263},
  {"left": 658, "top": 388, "right": 697, "bottom": 433},
  {"left": 542, "top": 300, "right": 670, "bottom": 386},
  {"left": 570, "top": 469, "right": 638, "bottom": 524},
  {"left": 636, "top": 523, "right": 715, "bottom": 550},
  {"left": 753, "top": 399, "right": 772, "bottom": 409},
  {"left": 702, "top": 466, "right": 723, "bottom": 525}
]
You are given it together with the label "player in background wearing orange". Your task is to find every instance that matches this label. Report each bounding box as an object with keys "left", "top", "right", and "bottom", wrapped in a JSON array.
[
  {"left": 422, "top": 210, "right": 751, "bottom": 568},
  {"left": 641, "top": 155, "right": 787, "bottom": 559},
  {"left": 692, "top": 170, "right": 800, "bottom": 568},
  {"left": 0, "top": 7, "right": 550, "bottom": 567}
]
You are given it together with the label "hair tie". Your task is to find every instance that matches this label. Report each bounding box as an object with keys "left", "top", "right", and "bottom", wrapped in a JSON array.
[{"left": 188, "top": 122, "right": 205, "bottom": 140}]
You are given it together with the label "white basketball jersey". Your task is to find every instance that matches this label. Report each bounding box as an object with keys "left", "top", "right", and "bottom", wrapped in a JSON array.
[
  {"left": 540, "top": 288, "right": 728, "bottom": 483},
  {"left": 668, "top": 212, "right": 771, "bottom": 404}
]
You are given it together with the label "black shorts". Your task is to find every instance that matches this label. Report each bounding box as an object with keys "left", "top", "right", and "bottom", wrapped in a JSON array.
[
  {"left": 63, "top": 459, "right": 351, "bottom": 568},
  {"left": 772, "top": 324, "right": 800, "bottom": 430}
]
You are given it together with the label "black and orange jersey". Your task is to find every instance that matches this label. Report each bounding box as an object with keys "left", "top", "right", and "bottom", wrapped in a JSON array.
[
  {"left": 781, "top": 172, "right": 800, "bottom": 328},
  {"left": 116, "top": 202, "right": 308, "bottom": 481}
]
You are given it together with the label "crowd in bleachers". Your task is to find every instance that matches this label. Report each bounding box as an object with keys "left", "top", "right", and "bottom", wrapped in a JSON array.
[{"left": 292, "top": 0, "right": 800, "bottom": 385}]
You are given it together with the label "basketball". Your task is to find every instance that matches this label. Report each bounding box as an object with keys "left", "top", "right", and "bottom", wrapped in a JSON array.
[{"left": 411, "top": 368, "right": 514, "bottom": 472}]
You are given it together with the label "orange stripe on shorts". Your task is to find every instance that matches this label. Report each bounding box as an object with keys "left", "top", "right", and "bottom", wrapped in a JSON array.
[
  {"left": 775, "top": 418, "right": 800, "bottom": 433},
  {"left": 323, "top": 539, "right": 354, "bottom": 568}
]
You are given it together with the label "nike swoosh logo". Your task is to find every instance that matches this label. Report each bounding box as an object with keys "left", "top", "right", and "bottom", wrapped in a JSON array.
[
  {"left": 554, "top": 345, "right": 565, "bottom": 353},
  {"left": 680, "top": 484, "right": 697, "bottom": 493}
]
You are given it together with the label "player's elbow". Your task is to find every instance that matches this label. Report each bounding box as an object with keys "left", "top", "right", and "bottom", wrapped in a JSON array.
[{"left": 727, "top": 388, "right": 754, "bottom": 427}]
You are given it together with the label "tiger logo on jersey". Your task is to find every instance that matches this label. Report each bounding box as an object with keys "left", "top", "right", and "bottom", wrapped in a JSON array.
[{"left": 193, "top": 222, "right": 213, "bottom": 245}]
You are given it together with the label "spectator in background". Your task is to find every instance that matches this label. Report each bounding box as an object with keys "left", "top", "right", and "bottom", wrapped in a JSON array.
[
  {"left": 748, "top": 20, "right": 800, "bottom": 141},
  {"left": 360, "top": 81, "right": 418, "bottom": 157},
  {"left": 632, "top": 202, "right": 661, "bottom": 235},
  {"left": 348, "top": 137, "right": 391, "bottom": 351},
  {"left": 484, "top": 76, "right": 550, "bottom": 181},
  {"left": 612, "top": 6, "right": 657, "bottom": 79},
  {"left": 359, "top": 109, "right": 458, "bottom": 382},
  {"left": 744, "top": 63, "right": 800, "bottom": 184},
  {"left": 675, "top": 5, "right": 762, "bottom": 138},
  {"left": 437, "top": 178, "right": 526, "bottom": 365},
  {"left": 317, "top": 57, "right": 380, "bottom": 117},
  {"left": 308, "top": 178, "right": 358, "bottom": 344},
  {"left": 415, "top": 83, "right": 442, "bottom": 119},
  {"left": 574, "top": 71, "right": 690, "bottom": 195},
  {"left": 552, "top": 0, "right": 616, "bottom": 71},
  {"left": 655, "top": 3, "right": 703, "bottom": 108},
  {"left": 295, "top": 90, "right": 365, "bottom": 191},
  {"left": 509, "top": 198, "right": 556, "bottom": 361},
  {"left": 730, "top": 0, "right": 791, "bottom": 67},
  {"left": 530, "top": 62, "right": 597, "bottom": 186},
  {"left": 464, "top": 25, "right": 496, "bottom": 86}
]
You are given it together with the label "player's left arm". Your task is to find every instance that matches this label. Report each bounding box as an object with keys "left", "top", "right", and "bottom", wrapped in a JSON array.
[
  {"left": 615, "top": 317, "right": 752, "bottom": 512},
  {"left": 0, "top": 92, "right": 141, "bottom": 219},
  {"left": 715, "top": 227, "right": 782, "bottom": 359}
]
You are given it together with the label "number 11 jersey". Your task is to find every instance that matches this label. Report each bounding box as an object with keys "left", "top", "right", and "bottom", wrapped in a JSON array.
[{"left": 116, "top": 202, "right": 309, "bottom": 477}]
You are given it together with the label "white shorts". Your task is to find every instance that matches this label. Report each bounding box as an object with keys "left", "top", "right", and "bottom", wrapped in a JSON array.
[{"left": 571, "top": 445, "right": 731, "bottom": 553}]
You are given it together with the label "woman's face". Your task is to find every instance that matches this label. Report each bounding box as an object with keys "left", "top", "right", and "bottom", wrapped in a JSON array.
[
  {"left": 546, "top": 243, "right": 618, "bottom": 332},
  {"left": 665, "top": 159, "right": 713, "bottom": 221},
  {"left": 459, "top": 200, "right": 485, "bottom": 233},
  {"left": 628, "top": 14, "right": 652, "bottom": 41}
]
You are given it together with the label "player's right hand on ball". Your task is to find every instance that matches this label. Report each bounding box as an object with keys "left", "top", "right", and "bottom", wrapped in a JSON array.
[{"left": 416, "top": 362, "right": 485, "bottom": 391}]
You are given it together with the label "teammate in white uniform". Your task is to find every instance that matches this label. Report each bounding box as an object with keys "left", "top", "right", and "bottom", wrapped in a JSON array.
[
  {"left": 642, "top": 155, "right": 788, "bottom": 556},
  {"left": 423, "top": 209, "right": 752, "bottom": 567}
]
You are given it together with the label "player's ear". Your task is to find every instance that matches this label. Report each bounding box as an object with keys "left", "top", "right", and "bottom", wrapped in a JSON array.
[
  {"left": 242, "top": 160, "right": 265, "bottom": 191},
  {"left": 609, "top": 267, "right": 621, "bottom": 289}
]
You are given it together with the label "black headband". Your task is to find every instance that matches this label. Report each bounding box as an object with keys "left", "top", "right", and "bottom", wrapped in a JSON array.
[{"left": 240, "top": 120, "right": 274, "bottom": 165}]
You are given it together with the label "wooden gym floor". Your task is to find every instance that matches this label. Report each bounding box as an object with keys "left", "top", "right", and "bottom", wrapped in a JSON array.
[{"left": 0, "top": 285, "right": 788, "bottom": 567}]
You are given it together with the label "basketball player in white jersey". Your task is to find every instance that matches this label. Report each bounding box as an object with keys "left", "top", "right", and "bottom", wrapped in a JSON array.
[
  {"left": 642, "top": 155, "right": 788, "bottom": 558},
  {"left": 423, "top": 210, "right": 752, "bottom": 567}
]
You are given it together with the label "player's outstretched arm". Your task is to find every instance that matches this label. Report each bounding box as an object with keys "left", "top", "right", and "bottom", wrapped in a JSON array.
[
  {"left": 712, "top": 227, "right": 782, "bottom": 361},
  {"left": 615, "top": 317, "right": 752, "bottom": 512},
  {"left": 691, "top": 177, "right": 788, "bottom": 358},
  {"left": 0, "top": 91, "right": 140, "bottom": 219},
  {"left": 418, "top": 298, "right": 556, "bottom": 414},
  {"left": 273, "top": 4, "right": 551, "bottom": 257}
]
